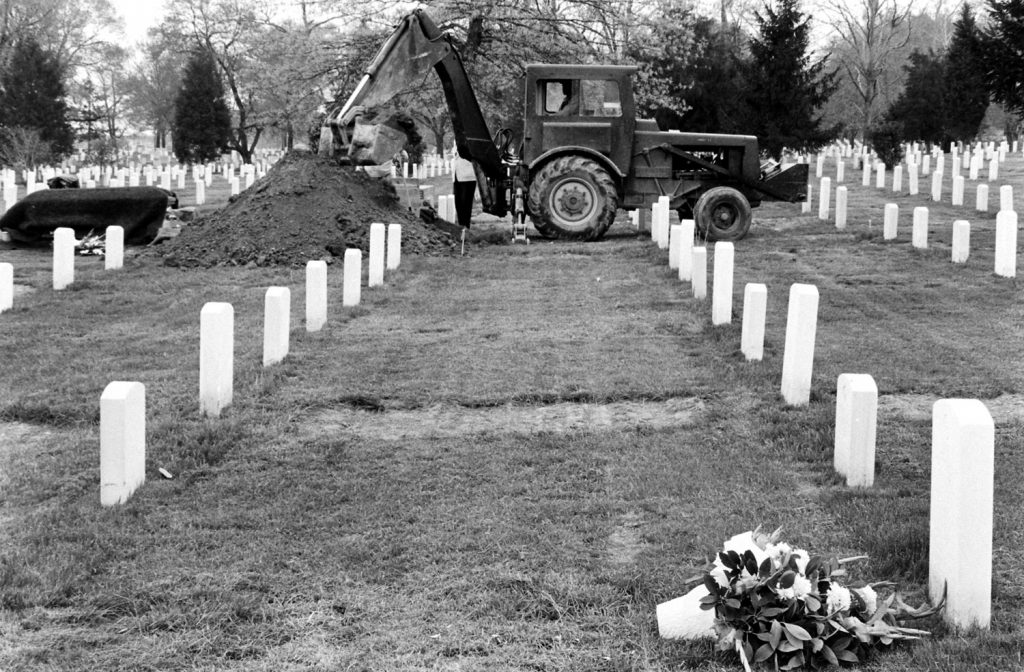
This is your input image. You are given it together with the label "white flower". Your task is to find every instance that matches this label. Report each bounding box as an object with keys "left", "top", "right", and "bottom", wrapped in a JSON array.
[
  {"left": 791, "top": 549, "right": 809, "bottom": 575},
  {"left": 826, "top": 584, "right": 852, "bottom": 614},
  {"left": 852, "top": 585, "right": 878, "bottom": 616},
  {"left": 792, "top": 574, "right": 813, "bottom": 599},
  {"left": 764, "top": 542, "right": 792, "bottom": 568}
]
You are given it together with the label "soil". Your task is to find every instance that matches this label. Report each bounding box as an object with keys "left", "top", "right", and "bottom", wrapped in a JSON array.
[{"left": 153, "top": 150, "right": 457, "bottom": 267}]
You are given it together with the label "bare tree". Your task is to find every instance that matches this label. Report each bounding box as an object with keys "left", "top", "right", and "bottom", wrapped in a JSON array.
[{"left": 817, "top": 0, "right": 912, "bottom": 138}]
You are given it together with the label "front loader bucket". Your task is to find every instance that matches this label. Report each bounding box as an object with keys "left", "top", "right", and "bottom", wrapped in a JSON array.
[{"left": 758, "top": 163, "right": 809, "bottom": 202}]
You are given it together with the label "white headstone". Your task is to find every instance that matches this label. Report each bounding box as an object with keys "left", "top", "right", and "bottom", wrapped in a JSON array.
[
  {"left": 912, "top": 207, "right": 929, "bottom": 249},
  {"left": 740, "top": 283, "right": 767, "bottom": 361},
  {"left": 874, "top": 163, "right": 885, "bottom": 189},
  {"left": 988, "top": 158, "right": 998, "bottom": 182},
  {"left": 951, "top": 175, "right": 964, "bottom": 206},
  {"left": 199, "top": 302, "right": 233, "bottom": 417},
  {"left": 0, "top": 262, "right": 12, "bottom": 312},
  {"left": 263, "top": 287, "right": 290, "bottom": 366},
  {"left": 1000, "top": 185, "right": 1013, "bottom": 212},
  {"left": 834, "top": 373, "right": 877, "bottom": 487},
  {"left": 818, "top": 177, "right": 831, "bottom": 220},
  {"left": 52, "top": 227, "right": 75, "bottom": 290},
  {"left": 343, "top": 249, "right": 362, "bottom": 306},
  {"left": 976, "top": 184, "right": 989, "bottom": 212},
  {"left": 100, "top": 381, "right": 146, "bottom": 507},
  {"left": 835, "top": 186, "right": 848, "bottom": 229},
  {"left": 922, "top": 154, "right": 931, "bottom": 175},
  {"left": 908, "top": 162, "right": 919, "bottom": 195},
  {"left": 883, "top": 203, "right": 899, "bottom": 240},
  {"left": 195, "top": 178, "right": 205, "bottom": 205},
  {"left": 892, "top": 164, "right": 902, "bottom": 192},
  {"left": 105, "top": 226, "right": 124, "bottom": 270},
  {"left": 692, "top": 247, "right": 707, "bottom": 300},
  {"left": 815, "top": 154, "right": 824, "bottom": 178},
  {"left": 387, "top": 223, "right": 402, "bottom": 270},
  {"left": 369, "top": 223, "right": 386, "bottom": 287},
  {"left": 668, "top": 224, "right": 682, "bottom": 270},
  {"left": 836, "top": 160, "right": 845, "bottom": 184},
  {"left": 305, "top": 260, "right": 327, "bottom": 332},
  {"left": 931, "top": 171, "right": 942, "bottom": 202},
  {"left": 711, "top": 242, "right": 734, "bottom": 325},
  {"left": 678, "top": 219, "right": 695, "bottom": 282},
  {"left": 951, "top": 220, "right": 970, "bottom": 264},
  {"left": 994, "top": 210, "right": 1017, "bottom": 278},
  {"left": 780, "top": 283, "right": 819, "bottom": 406},
  {"left": 929, "top": 399, "right": 993, "bottom": 629},
  {"left": 861, "top": 160, "right": 871, "bottom": 186},
  {"left": 802, "top": 183, "right": 812, "bottom": 213}
]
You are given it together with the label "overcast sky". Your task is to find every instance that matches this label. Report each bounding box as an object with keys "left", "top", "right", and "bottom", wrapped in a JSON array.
[{"left": 110, "top": 0, "right": 166, "bottom": 43}]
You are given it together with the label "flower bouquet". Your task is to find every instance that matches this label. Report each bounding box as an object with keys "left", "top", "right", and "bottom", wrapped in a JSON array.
[{"left": 659, "top": 527, "right": 943, "bottom": 670}]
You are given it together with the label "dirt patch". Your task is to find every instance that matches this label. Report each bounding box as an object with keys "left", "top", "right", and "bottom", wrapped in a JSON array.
[
  {"left": 607, "top": 510, "right": 648, "bottom": 566},
  {"left": 878, "top": 393, "right": 1024, "bottom": 424},
  {"left": 153, "top": 151, "right": 457, "bottom": 267},
  {"left": 303, "top": 397, "right": 706, "bottom": 441}
]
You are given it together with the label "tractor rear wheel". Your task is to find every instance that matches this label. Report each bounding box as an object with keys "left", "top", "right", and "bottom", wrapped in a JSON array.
[
  {"left": 693, "top": 186, "right": 752, "bottom": 242},
  {"left": 527, "top": 156, "right": 618, "bottom": 241}
]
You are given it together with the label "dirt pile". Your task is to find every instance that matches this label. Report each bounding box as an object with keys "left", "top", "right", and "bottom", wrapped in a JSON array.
[{"left": 156, "top": 150, "right": 456, "bottom": 267}]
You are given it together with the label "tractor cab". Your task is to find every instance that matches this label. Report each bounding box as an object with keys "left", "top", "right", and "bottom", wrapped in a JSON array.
[{"left": 522, "top": 64, "right": 637, "bottom": 178}]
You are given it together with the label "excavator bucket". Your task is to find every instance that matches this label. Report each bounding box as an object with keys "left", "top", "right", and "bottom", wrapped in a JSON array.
[
  {"left": 322, "top": 12, "right": 450, "bottom": 157},
  {"left": 348, "top": 119, "right": 407, "bottom": 166}
]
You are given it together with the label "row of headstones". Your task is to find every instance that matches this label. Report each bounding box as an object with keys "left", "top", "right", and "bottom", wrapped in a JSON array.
[
  {"left": 811, "top": 177, "right": 1019, "bottom": 277},
  {"left": 82, "top": 223, "right": 404, "bottom": 507},
  {"left": 643, "top": 198, "right": 995, "bottom": 630},
  {"left": 395, "top": 160, "right": 453, "bottom": 181}
]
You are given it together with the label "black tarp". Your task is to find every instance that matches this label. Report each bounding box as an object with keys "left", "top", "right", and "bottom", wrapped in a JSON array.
[{"left": 0, "top": 186, "right": 169, "bottom": 244}]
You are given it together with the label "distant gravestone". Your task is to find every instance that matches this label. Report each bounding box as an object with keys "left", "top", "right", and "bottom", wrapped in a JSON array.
[
  {"left": 343, "top": 249, "right": 362, "bottom": 306},
  {"left": 0, "top": 262, "right": 12, "bottom": 312},
  {"left": 740, "top": 283, "right": 767, "bottom": 361},
  {"left": 780, "top": 283, "right": 818, "bottom": 406},
  {"left": 679, "top": 219, "right": 695, "bottom": 282},
  {"left": 818, "top": 177, "right": 831, "bottom": 220},
  {"left": 711, "top": 242, "right": 734, "bottom": 325},
  {"left": 952, "top": 220, "right": 970, "bottom": 264},
  {"left": 200, "top": 302, "right": 233, "bottom": 417},
  {"left": 912, "top": 207, "right": 929, "bottom": 249},
  {"left": 836, "top": 160, "right": 845, "bottom": 183},
  {"left": 105, "top": 226, "right": 123, "bottom": 270},
  {"left": 305, "top": 261, "right": 327, "bottom": 332},
  {"left": 952, "top": 175, "right": 965, "bottom": 206},
  {"left": 52, "top": 227, "right": 75, "bottom": 290},
  {"left": 874, "top": 163, "right": 885, "bottom": 189},
  {"left": 892, "top": 164, "right": 902, "bottom": 192},
  {"left": 802, "top": 183, "right": 812, "bottom": 214},
  {"left": 929, "top": 399, "right": 993, "bottom": 630},
  {"left": 908, "top": 163, "right": 919, "bottom": 196},
  {"left": 369, "top": 223, "right": 386, "bottom": 287},
  {"left": 668, "top": 224, "right": 682, "bottom": 270},
  {"left": 834, "top": 373, "right": 877, "bottom": 487},
  {"left": 100, "top": 381, "right": 146, "bottom": 507},
  {"left": 976, "top": 184, "right": 989, "bottom": 212},
  {"left": 1000, "top": 185, "right": 1013, "bottom": 212},
  {"left": 931, "top": 171, "right": 942, "bottom": 202},
  {"left": 994, "top": 210, "right": 1017, "bottom": 278},
  {"left": 387, "top": 223, "right": 402, "bottom": 270},
  {"left": 263, "top": 287, "right": 290, "bottom": 367},
  {"left": 692, "top": 247, "right": 707, "bottom": 300},
  {"left": 835, "top": 186, "right": 848, "bottom": 229},
  {"left": 883, "top": 203, "right": 899, "bottom": 240}
]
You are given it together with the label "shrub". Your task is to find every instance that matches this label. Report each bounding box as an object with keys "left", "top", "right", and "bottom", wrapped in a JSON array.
[{"left": 868, "top": 121, "right": 905, "bottom": 168}]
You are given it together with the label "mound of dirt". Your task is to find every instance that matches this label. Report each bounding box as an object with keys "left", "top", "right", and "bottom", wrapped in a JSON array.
[{"left": 156, "top": 150, "right": 456, "bottom": 267}]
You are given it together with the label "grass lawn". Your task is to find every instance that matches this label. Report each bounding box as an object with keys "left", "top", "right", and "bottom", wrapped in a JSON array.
[{"left": 1, "top": 154, "right": 1023, "bottom": 671}]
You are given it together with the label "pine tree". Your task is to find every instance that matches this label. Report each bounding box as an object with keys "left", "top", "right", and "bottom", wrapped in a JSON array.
[
  {"left": 744, "top": 0, "right": 838, "bottom": 158},
  {"left": 944, "top": 3, "right": 989, "bottom": 141},
  {"left": 0, "top": 37, "right": 74, "bottom": 161},
  {"left": 886, "top": 50, "right": 948, "bottom": 145},
  {"left": 172, "top": 49, "right": 231, "bottom": 164},
  {"left": 979, "top": 0, "right": 1024, "bottom": 118}
]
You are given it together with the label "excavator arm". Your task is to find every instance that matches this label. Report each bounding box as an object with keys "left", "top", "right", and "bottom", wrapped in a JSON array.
[{"left": 324, "top": 10, "right": 504, "bottom": 181}]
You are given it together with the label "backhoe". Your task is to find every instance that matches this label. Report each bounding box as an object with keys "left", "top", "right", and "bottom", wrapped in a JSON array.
[{"left": 322, "top": 10, "right": 809, "bottom": 242}]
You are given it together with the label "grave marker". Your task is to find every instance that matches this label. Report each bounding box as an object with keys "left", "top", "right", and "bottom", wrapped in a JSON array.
[
  {"left": 679, "top": 219, "right": 695, "bottom": 281},
  {"left": 0, "top": 262, "right": 12, "bottom": 312},
  {"left": 387, "top": 223, "right": 402, "bottom": 270},
  {"left": 908, "top": 162, "right": 919, "bottom": 195},
  {"left": 100, "top": 381, "right": 146, "bottom": 507},
  {"left": 929, "top": 399, "right": 993, "bottom": 629},
  {"left": 834, "top": 374, "right": 877, "bottom": 487},
  {"left": 200, "top": 303, "right": 234, "bottom": 417},
  {"left": 263, "top": 287, "right": 290, "bottom": 366},
  {"left": 883, "top": 203, "right": 899, "bottom": 240},
  {"left": 952, "top": 175, "right": 964, "bottom": 206},
  {"left": 105, "top": 226, "right": 123, "bottom": 270},
  {"left": 780, "top": 283, "right": 819, "bottom": 406},
  {"left": 874, "top": 163, "right": 885, "bottom": 189},
  {"left": 818, "top": 177, "right": 831, "bottom": 220},
  {"left": 912, "top": 207, "right": 929, "bottom": 249},
  {"left": 343, "top": 249, "right": 362, "bottom": 306},
  {"left": 305, "top": 261, "right": 327, "bottom": 332},
  {"left": 995, "top": 210, "right": 1017, "bottom": 278},
  {"left": 1000, "top": 185, "right": 1013, "bottom": 212},
  {"left": 976, "top": 184, "right": 989, "bottom": 212},
  {"left": 740, "top": 283, "right": 767, "bottom": 361},
  {"left": 835, "top": 186, "right": 848, "bottom": 229},
  {"left": 369, "top": 223, "right": 386, "bottom": 287},
  {"left": 930, "top": 171, "right": 942, "bottom": 202},
  {"left": 692, "top": 247, "right": 707, "bottom": 299},
  {"left": 53, "top": 227, "right": 75, "bottom": 290},
  {"left": 711, "top": 242, "right": 734, "bottom": 325},
  {"left": 668, "top": 224, "right": 682, "bottom": 270},
  {"left": 892, "top": 164, "right": 902, "bottom": 192},
  {"left": 952, "top": 220, "right": 970, "bottom": 264}
]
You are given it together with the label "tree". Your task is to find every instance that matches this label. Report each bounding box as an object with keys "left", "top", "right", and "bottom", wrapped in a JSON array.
[
  {"left": 745, "top": 0, "right": 838, "bottom": 158},
  {"left": 0, "top": 36, "right": 73, "bottom": 162},
  {"left": 171, "top": 48, "right": 231, "bottom": 164},
  {"left": 886, "top": 50, "right": 948, "bottom": 145},
  {"left": 821, "top": 0, "right": 911, "bottom": 139},
  {"left": 978, "top": 0, "right": 1024, "bottom": 119},
  {"left": 124, "top": 33, "right": 186, "bottom": 149},
  {"left": 944, "top": 3, "right": 988, "bottom": 142}
]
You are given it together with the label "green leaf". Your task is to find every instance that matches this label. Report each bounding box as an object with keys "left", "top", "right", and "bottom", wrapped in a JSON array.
[
  {"left": 759, "top": 556, "right": 772, "bottom": 578},
  {"left": 754, "top": 631, "right": 774, "bottom": 642},
  {"left": 783, "top": 623, "right": 813, "bottom": 641},
  {"left": 742, "top": 640, "right": 754, "bottom": 663},
  {"left": 821, "top": 644, "right": 839, "bottom": 666},
  {"left": 743, "top": 550, "right": 759, "bottom": 576},
  {"left": 780, "top": 571, "right": 796, "bottom": 589},
  {"left": 778, "top": 639, "right": 802, "bottom": 653},
  {"left": 703, "top": 574, "right": 720, "bottom": 595},
  {"left": 761, "top": 607, "right": 787, "bottom": 618},
  {"left": 699, "top": 594, "right": 718, "bottom": 605},
  {"left": 724, "top": 598, "right": 741, "bottom": 609},
  {"left": 780, "top": 652, "right": 805, "bottom": 670},
  {"left": 754, "top": 643, "right": 776, "bottom": 663},
  {"left": 804, "top": 594, "right": 821, "bottom": 612},
  {"left": 770, "top": 620, "right": 783, "bottom": 649},
  {"left": 836, "top": 649, "right": 859, "bottom": 663}
]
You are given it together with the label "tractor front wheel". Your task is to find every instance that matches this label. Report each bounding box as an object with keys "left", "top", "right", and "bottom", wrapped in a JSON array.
[
  {"left": 693, "top": 186, "right": 752, "bottom": 242},
  {"left": 527, "top": 156, "right": 618, "bottom": 241}
]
